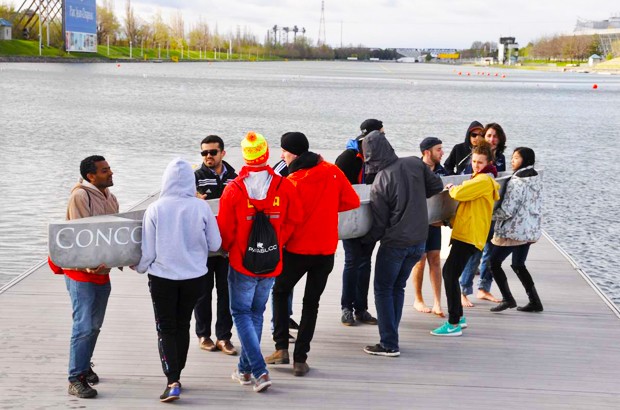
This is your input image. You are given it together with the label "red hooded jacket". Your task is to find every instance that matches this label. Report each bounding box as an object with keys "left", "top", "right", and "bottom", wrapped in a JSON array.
[
  {"left": 285, "top": 155, "right": 360, "bottom": 255},
  {"left": 217, "top": 166, "right": 303, "bottom": 277}
]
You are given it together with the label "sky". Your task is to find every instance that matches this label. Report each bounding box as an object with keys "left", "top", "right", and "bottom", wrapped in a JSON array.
[{"left": 114, "top": 1, "right": 618, "bottom": 48}]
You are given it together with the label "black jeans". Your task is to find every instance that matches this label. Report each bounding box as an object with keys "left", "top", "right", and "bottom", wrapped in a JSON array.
[
  {"left": 490, "top": 243, "right": 534, "bottom": 299},
  {"left": 194, "top": 256, "right": 233, "bottom": 340},
  {"left": 443, "top": 240, "right": 478, "bottom": 325},
  {"left": 273, "top": 250, "right": 334, "bottom": 363},
  {"left": 148, "top": 274, "right": 205, "bottom": 384}
]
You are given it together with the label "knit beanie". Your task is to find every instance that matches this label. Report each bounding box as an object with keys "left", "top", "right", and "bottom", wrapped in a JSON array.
[
  {"left": 241, "top": 131, "right": 269, "bottom": 165},
  {"left": 280, "top": 132, "right": 309, "bottom": 156}
]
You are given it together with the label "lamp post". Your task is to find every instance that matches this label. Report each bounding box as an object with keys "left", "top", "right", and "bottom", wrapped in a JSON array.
[{"left": 129, "top": 40, "right": 132, "bottom": 59}]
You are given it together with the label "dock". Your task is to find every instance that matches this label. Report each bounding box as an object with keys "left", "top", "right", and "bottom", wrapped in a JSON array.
[
  {"left": 2, "top": 148, "right": 620, "bottom": 409},
  {"left": 1, "top": 234, "right": 620, "bottom": 408}
]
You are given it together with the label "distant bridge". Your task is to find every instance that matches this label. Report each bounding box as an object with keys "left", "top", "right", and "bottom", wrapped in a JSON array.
[{"left": 396, "top": 48, "right": 458, "bottom": 60}]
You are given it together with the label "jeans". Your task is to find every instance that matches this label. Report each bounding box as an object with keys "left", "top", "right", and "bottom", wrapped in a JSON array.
[
  {"left": 228, "top": 267, "right": 275, "bottom": 379},
  {"left": 194, "top": 256, "right": 233, "bottom": 341},
  {"left": 65, "top": 276, "right": 111, "bottom": 382},
  {"left": 490, "top": 244, "right": 534, "bottom": 299},
  {"left": 273, "top": 251, "right": 334, "bottom": 363},
  {"left": 149, "top": 274, "right": 205, "bottom": 384},
  {"left": 374, "top": 242, "right": 425, "bottom": 351},
  {"left": 459, "top": 226, "right": 495, "bottom": 295},
  {"left": 443, "top": 240, "right": 478, "bottom": 325},
  {"left": 341, "top": 238, "right": 374, "bottom": 313}
]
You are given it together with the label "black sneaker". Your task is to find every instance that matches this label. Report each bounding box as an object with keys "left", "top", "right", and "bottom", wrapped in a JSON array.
[
  {"left": 341, "top": 308, "right": 355, "bottom": 326},
  {"left": 86, "top": 363, "right": 99, "bottom": 385},
  {"left": 363, "top": 343, "right": 400, "bottom": 357},
  {"left": 355, "top": 310, "right": 378, "bottom": 325},
  {"left": 68, "top": 375, "right": 98, "bottom": 398},
  {"left": 288, "top": 318, "right": 300, "bottom": 330}
]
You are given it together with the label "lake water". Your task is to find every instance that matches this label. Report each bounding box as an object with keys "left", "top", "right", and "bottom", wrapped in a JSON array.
[{"left": 1, "top": 61, "right": 619, "bottom": 306}]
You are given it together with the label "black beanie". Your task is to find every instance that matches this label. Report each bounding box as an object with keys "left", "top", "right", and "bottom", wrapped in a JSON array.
[{"left": 281, "top": 132, "right": 309, "bottom": 156}]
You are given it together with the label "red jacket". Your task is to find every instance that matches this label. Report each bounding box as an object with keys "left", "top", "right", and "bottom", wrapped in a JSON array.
[
  {"left": 286, "top": 157, "right": 360, "bottom": 255},
  {"left": 218, "top": 166, "right": 303, "bottom": 277}
]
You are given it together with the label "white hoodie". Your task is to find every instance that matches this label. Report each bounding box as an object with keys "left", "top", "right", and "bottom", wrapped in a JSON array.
[{"left": 136, "top": 158, "right": 222, "bottom": 280}]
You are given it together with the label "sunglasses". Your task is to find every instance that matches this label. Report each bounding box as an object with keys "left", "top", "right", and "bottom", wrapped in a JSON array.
[
  {"left": 201, "top": 149, "right": 220, "bottom": 157},
  {"left": 470, "top": 133, "right": 483, "bottom": 138}
]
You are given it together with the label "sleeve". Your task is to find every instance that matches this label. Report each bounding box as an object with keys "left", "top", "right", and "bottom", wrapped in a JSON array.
[
  {"left": 204, "top": 204, "right": 222, "bottom": 252},
  {"left": 336, "top": 168, "right": 361, "bottom": 212},
  {"left": 443, "top": 149, "right": 457, "bottom": 176},
  {"left": 494, "top": 180, "right": 524, "bottom": 221},
  {"left": 216, "top": 184, "right": 238, "bottom": 252},
  {"left": 363, "top": 173, "right": 391, "bottom": 244},
  {"left": 449, "top": 175, "right": 490, "bottom": 202},
  {"left": 135, "top": 206, "right": 157, "bottom": 274},
  {"left": 67, "top": 190, "right": 91, "bottom": 220},
  {"left": 424, "top": 165, "right": 444, "bottom": 198},
  {"left": 280, "top": 180, "right": 304, "bottom": 245}
]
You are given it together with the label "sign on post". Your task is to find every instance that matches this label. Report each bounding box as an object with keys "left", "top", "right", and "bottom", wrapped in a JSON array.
[{"left": 63, "top": 0, "right": 97, "bottom": 52}]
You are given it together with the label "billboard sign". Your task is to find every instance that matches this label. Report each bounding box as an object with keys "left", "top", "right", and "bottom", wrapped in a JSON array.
[{"left": 63, "top": 0, "right": 97, "bottom": 52}]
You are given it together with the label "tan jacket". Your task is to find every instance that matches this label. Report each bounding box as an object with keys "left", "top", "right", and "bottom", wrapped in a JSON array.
[{"left": 66, "top": 181, "right": 119, "bottom": 220}]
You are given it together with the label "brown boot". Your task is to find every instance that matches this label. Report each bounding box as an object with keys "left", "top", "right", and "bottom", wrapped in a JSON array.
[
  {"left": 264, "top": 349, "right": 289, "bottom": 364},
  {"left": 199, "top": 337, "right": 217, "bottom": 351},
  {"left": 216, "top": 339, "right": 238, "bottom": 355},
  {"left": 293, "top": 362, "right": 309, "bottom": 376}
]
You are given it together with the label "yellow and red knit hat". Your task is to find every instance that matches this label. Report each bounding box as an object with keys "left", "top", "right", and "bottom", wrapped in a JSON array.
[{"left": 241, "top": 131, "right": 269, "bottom": 165}]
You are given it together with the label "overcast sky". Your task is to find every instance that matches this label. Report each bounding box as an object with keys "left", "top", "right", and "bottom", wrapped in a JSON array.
[{"left": 119, "top": 0, "right": 619, "bottom": 49}]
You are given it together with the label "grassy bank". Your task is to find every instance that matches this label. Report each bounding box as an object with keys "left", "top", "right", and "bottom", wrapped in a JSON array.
[{"left": 0, "top": 39, "right": 281, "bottom": 61}]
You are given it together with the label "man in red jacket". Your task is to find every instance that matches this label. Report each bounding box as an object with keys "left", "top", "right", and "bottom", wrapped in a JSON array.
[
  {"left": 265, "top": 132, "right": 360, "bottom": 377},
  {"left": 217, "top": 132, "right": 302, "bottom": 392}
]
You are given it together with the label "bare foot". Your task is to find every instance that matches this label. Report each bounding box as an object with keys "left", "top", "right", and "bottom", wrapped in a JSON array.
[
  {"left": 461, "top": 294, "right": 474, "bottom": 307},
  {"left": 431, "top": 303, "right": 445, "bottom": 317},
  {"left": 414, "top": 299, "right": 432, "bottom": 313},
  {"left": 477, "top": 290, "right": 501, "bottom": 303}
]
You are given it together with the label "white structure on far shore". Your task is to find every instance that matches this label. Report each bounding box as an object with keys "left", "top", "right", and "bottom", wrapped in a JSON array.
[
  {"left": 574, "top": 15, "right": 620, "bottom": 57},
  {"left": 0, "top": 18, "right": 12, "bottom": 40}
]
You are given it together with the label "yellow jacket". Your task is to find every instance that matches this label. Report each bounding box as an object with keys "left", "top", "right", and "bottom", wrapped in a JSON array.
[{"left": 449, "top": 173, "right": 500, "bottom": 250}]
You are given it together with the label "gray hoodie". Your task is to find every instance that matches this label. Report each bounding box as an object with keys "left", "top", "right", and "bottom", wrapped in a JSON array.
[
  {"left": 362, "top": 132, "right": 444, "bottom": 247},
  {"left": 136, "top": 158, "right": 222, "bottom": 280}
]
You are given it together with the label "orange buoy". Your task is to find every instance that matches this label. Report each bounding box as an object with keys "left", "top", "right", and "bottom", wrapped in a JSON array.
[
  {"left": 117, "top": 64, "right": 120, "bottom": 67},
  {"left": 501, "top": 74, "right": 506, "bottom": 78},
  {"left": 458, "top": 71, "right": 462, "bottom": 75},
  {"left": 467, "top": 72, "right": 470, "bottom": 76},
  {"left": 593, "top": 84, "right": 598, "bottom": 89}
]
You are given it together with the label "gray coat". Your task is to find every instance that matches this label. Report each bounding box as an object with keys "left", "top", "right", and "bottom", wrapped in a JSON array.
[{"left": 362, "top": 131, "right": 444, "bottom": 247}]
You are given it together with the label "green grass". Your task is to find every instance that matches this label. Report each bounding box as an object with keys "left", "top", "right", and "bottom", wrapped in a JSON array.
[{"left": 1, "top": 39, "right": 281, "bottom": 61}]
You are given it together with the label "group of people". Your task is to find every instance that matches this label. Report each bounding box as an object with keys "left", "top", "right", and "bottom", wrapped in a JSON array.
[{"left": 49, "top": 119, "right": 543, "bottom": 403}]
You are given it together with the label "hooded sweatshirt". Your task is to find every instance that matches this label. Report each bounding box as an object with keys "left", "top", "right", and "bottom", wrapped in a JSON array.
[
  {"left": 335, "top": 137, "right": 367, "bottom": 185},
  {"left": 362, "top": 131, "right": 444, "bottom": 247},
  {"left": 443, "top": 121, "right": 483, "bottom": 175},
  {"left": 285, "top": 152, "right": 360, "bottom": 255},
  {"left": 136, "top": 158, "right": 222, "bottom": 280}
]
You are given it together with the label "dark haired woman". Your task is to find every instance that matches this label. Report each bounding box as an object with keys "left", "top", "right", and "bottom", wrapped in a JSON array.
[{"left": 489, "top": 147, "right": 543, "bottom": 312}]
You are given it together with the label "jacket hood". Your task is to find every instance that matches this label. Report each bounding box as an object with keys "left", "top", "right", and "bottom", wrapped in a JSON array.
[
  {"left": 362, "top": 130, "right": 398, "bottom": 175},
  {"left": 288, "top": 151, "right": 321, "bottom": 174},
  {"left": 161, "top": 158, "right": 196, "bottom": 198},
  {"left": 513, "top": 168, "right": 543, "bottom": 193},
  {"left": 464, "top": 121, "right": 484, "bottom": 146},
  {"left": 345, "top": 138, "right": 360, "bottom": 152}
]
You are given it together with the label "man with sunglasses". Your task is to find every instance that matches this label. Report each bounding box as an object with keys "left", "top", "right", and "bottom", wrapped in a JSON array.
[
  {"left": 443, "top": 121, "right": 484, "bottom": 175},
  {"left": 193, "top": 135, "right": 238, "bottom": 355}
]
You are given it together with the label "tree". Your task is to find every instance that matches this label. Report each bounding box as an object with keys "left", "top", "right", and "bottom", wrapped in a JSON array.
[
  {"left": 124, "top": 0, "right": 138, "bottom": 45},
  {"left": 151, "top": 11, "right": 170, "bottom": 49},
  {"left": 188, "top": 20, "right": 210, "bottom": 50},
  {"left": 96, "top": 0, "right": 120, "bottom": 44}
]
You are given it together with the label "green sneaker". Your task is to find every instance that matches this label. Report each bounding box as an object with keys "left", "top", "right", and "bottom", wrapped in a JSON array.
[
  {"left": 459, "top": 316, "right": 468, "bottom": 329},
  {"left": 431, "top": 322, "right": 462, "bottom": 337}
]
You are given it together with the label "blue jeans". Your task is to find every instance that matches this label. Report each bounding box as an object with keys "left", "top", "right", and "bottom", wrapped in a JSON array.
[
  {"left": 341, "top": 238, "right": 374, "bottom": 313},
  {"left": 459, "top": 227, "right": 495, "bottom": 295},
  {"left": 228, "top": 267, "right": 274, "bottom": 379},
  {"left": 65, "top": 276, "right": 111, "bottom": 382},
  {"left": 374, "top": 242, "right": 425, "bottom": 351}
]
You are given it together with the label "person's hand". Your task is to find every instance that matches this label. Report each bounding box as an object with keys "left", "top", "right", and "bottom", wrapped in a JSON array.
[
  {"left": 444, "top": 183, "right": 454, "bottom": 190},
  {"left": 85, "top": 264, "right": 108, "bottom": 275},
  {"left": 196, "top": 192, "right": 207, "bottom": 199},
  {"left": 129, "top": 265, "right": 137, "bottom": 271},
  {"left": 430, "top": 221, "right": 443, "bottom": 227}
]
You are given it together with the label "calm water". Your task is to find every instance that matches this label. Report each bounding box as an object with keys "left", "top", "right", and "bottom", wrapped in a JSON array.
[{"left": 1, "top": 61, "right": 619, "bottom": 306}]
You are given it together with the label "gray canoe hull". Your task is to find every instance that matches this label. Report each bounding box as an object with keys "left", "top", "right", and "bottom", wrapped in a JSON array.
[{"left": 48, "top": 173, "right": 513, "bottom": 268}]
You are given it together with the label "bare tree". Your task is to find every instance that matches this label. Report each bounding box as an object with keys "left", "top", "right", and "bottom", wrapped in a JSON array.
[{"left": 124, "top": 0, "right": 138, "bottom": 45}]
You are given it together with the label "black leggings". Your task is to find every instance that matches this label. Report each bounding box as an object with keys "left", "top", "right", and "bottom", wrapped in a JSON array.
[
  {"left": 490, "top": 244, "right": 535, "bottom": 299},
  {"left": 442, "top": 240, "right": 478, "bottom": 325},
  {"left": 149, "top": 274, "right": 205, "bottom": 384}
]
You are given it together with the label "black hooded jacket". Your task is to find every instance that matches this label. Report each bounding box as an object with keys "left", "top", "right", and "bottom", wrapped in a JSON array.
[
  {"left": 361, "top": 131, "right": 444, "bottom": 247},
  {"left": 443, "top": 121, "right": 483, "bottom": 175},
  {"left": 194, "top": 160, "right": 238, "bottom": 200}
]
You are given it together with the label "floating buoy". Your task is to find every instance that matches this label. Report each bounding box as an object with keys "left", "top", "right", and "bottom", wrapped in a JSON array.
[
  {"left": 501, "top": 74, "right": 506, "bottom": 78},
  {"left": 458, "top": 71, "right": 462, "bottom": 75},
  {"left": 494, "top": 73, "right": 498, "bottom": 77},
  {"left": 117, "top": 64, "right": 120, "bottom": 68},
  {"left": 487, "top": 73, "right": 491, "bottom": 76},
  {"left": 467, "top": 72, "right": 470, "bottom": 76},
  {"left": 593, "top": 84, "right": 598, "bottom": 89}
]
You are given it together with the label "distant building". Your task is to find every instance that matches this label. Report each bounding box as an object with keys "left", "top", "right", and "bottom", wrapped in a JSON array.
[
  {"left": 574, "top": 15, "right": 620, "bottom": 57},
  {"left": 0, "top": 18, "right": 12, "bottom": 41},
  {"left": 588, "top": 54, "right": 602, "bottom": 66}
]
